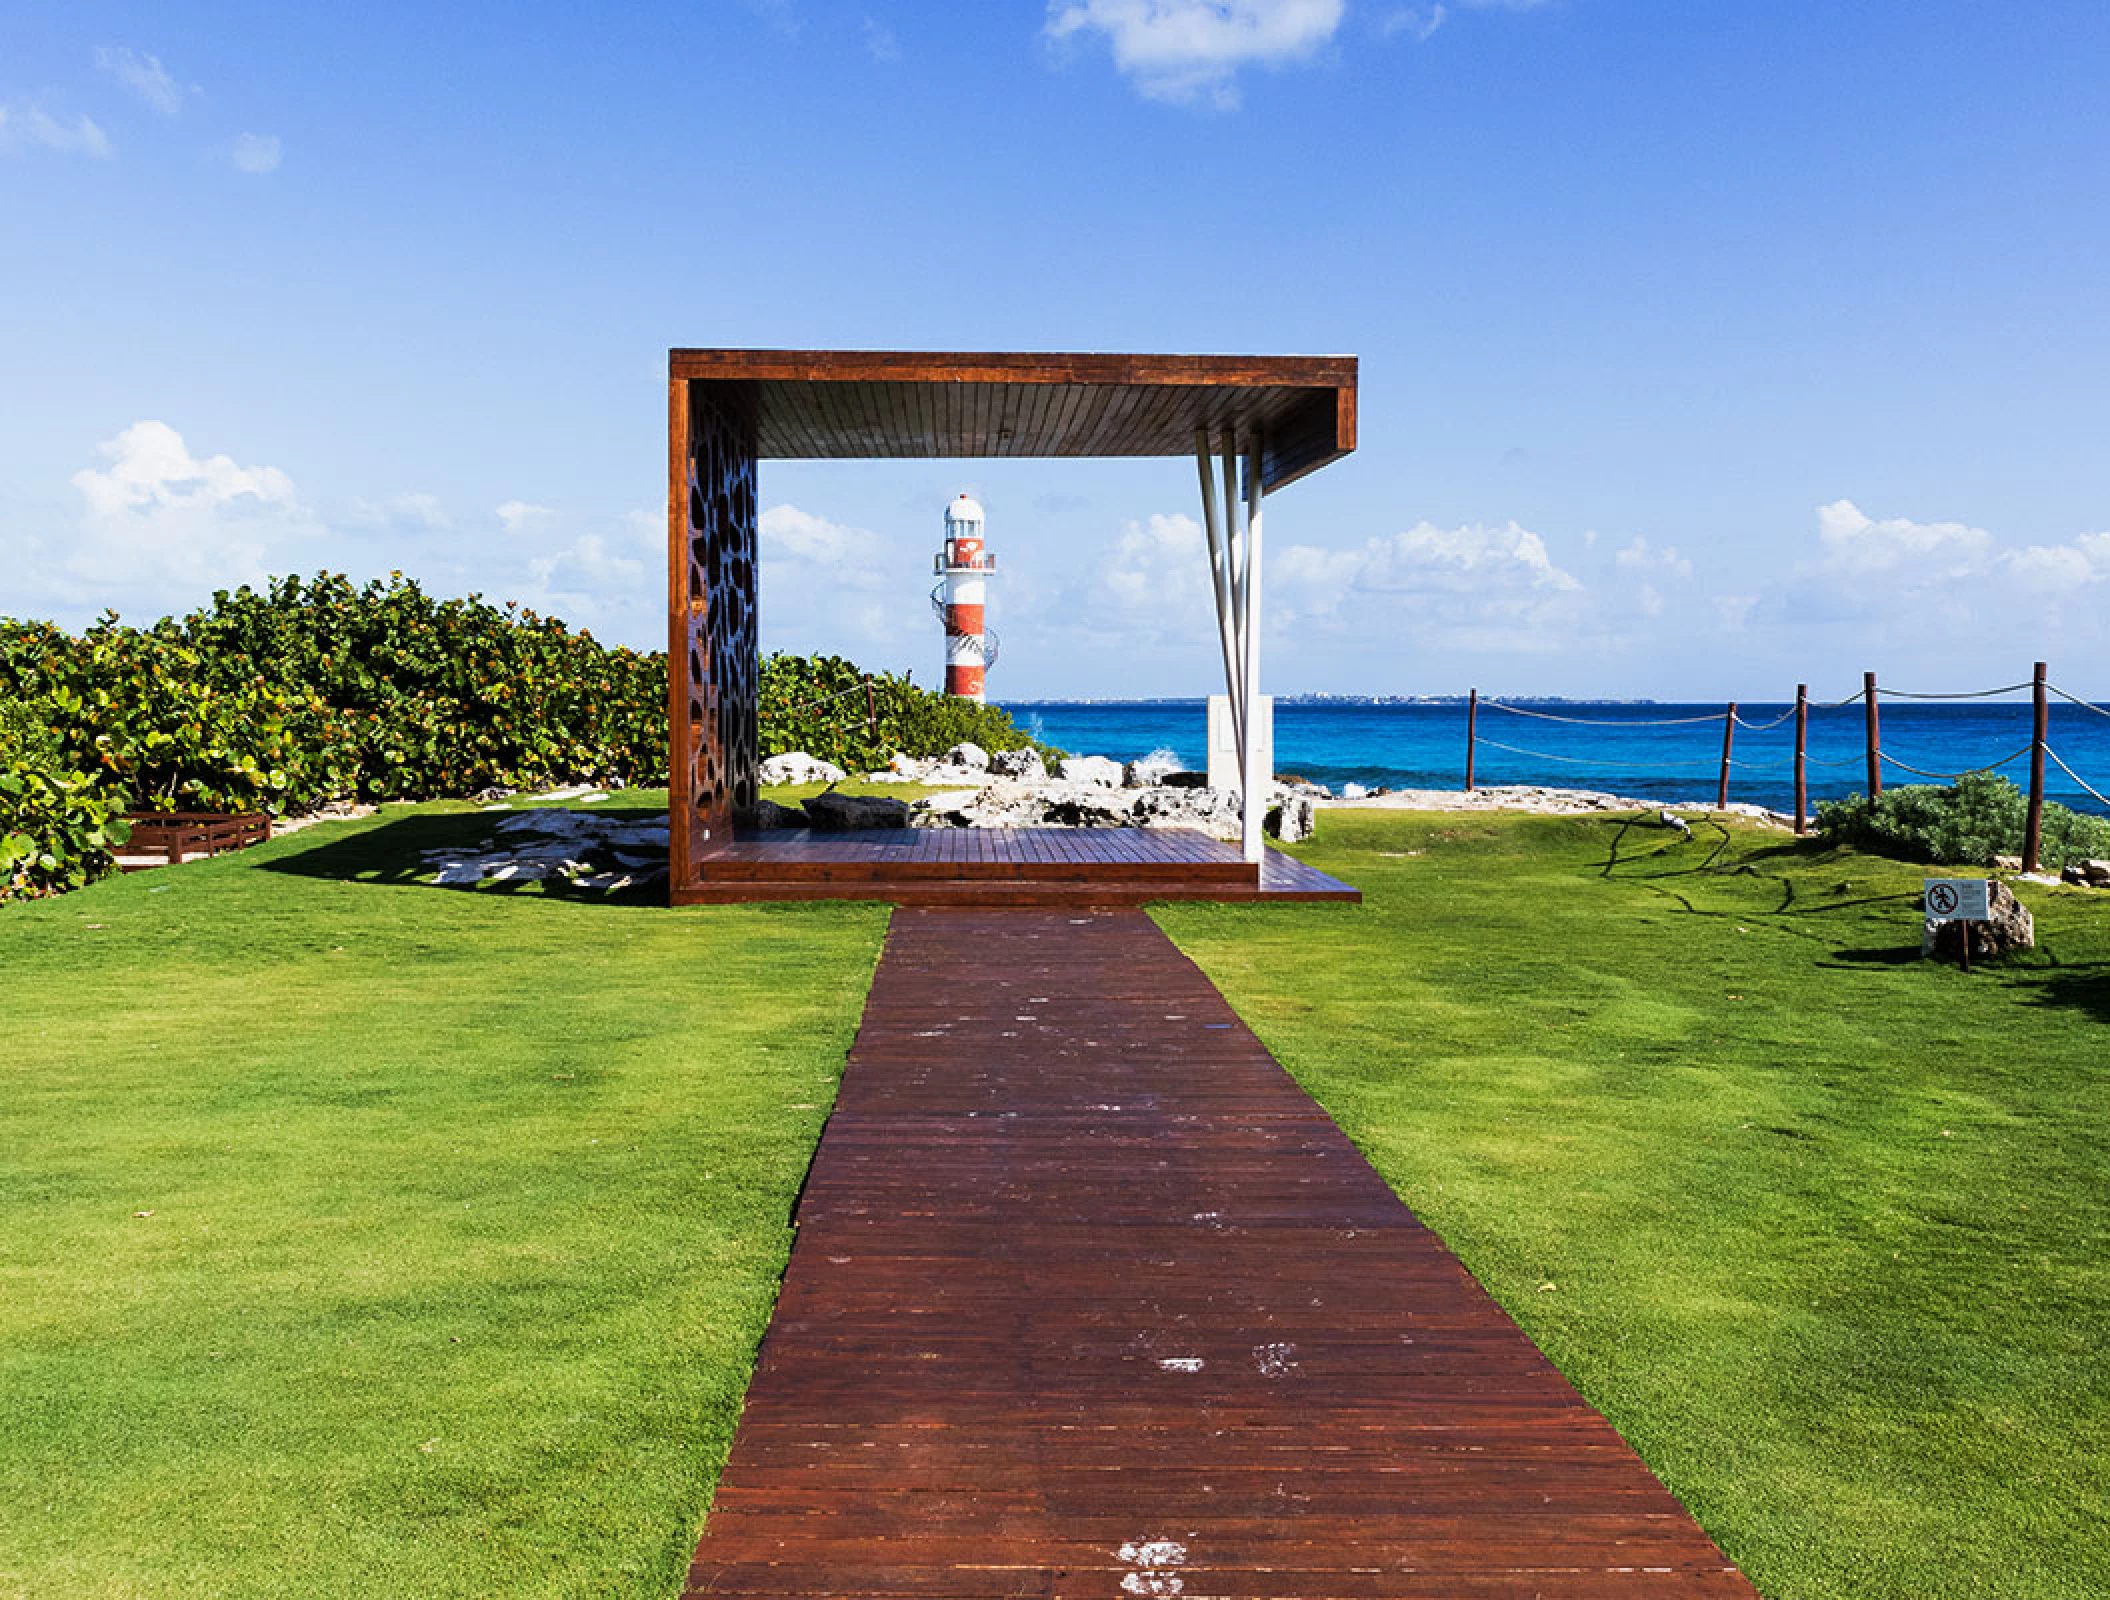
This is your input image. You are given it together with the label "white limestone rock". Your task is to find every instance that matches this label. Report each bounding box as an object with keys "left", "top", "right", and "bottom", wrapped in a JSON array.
[
  {"left": 1267, "top": 793, "right": 1316, "bottom": 843},
  {"left": 989, "top": 747, "right": 1046, "bottom": 782},
  {"left": 1124, "top": 749, "right": 1184, "bottom": 788},
  {"left": 1040, "top": 782, "right": 1141, "bottom": 827},
  {"left": 759, "top": 752, "right": 848, "bottom": 787},
  {"left": 942, "top": 741, "right": 990, "bottom": 773},
  {"left": 1058, "top": 755, "right": 1124, "bottom": 788}
]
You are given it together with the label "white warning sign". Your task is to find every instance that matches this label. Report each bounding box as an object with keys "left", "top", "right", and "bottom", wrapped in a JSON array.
[{"left": 1925, "top": 878, "right": 1992, "bottom": 922}]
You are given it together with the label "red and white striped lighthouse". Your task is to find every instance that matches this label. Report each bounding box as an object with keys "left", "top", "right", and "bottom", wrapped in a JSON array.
[{"left": 933, "top": 493, "right": 996, "bottom": 701}]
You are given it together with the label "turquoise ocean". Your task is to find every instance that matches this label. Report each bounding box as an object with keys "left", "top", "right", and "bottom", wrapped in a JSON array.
[{"left": 998, "top": 698, "right": 2110, "bottom": 816}]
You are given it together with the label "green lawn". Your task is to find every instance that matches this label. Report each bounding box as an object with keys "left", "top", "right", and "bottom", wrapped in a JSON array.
[
  {"left": 6, "top": 800, "right": 2106, "bottom": 1598},
  {"left": 0, "top": 796, "right": 888, "bottom": 1600},
  {"left": 1157, "top": 810, "right": 2110, "bottom": 1600}
]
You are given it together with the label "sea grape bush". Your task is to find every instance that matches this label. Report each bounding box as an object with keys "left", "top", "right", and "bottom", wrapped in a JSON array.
[
  {"left": 0, "top": 576, "right": 1057, "bottom": 851},
  {"left": 1815, "top": 771, "right": 2110, "bottom": 869},
  {"left": 1, "top": 574, "right": 665, "bottom": 816},
  {"left": 0, "top": 695, "right": 130, "bottom": 901},
  {"left": 758, "top": 651, "right": 1060, "bottom": 775}
]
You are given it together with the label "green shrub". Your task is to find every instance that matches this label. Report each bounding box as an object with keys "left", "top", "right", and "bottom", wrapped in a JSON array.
[
  {"left": 759, "top": 652, "right": 1059, "bottom": 773},
  {"left": 2, "top": 575, "right": 666, "bottom": 816},
  {"left": 2, "top": 584, "right": 1058, "bottom": 869},
  {"left": 0, "top": 696, "right": 62, "bottom": 769},
  {"left": 0, "top": 695, "right": 130, "bottom": 902},
  {"left": 1815, "top": 770, "right": 2110, "bottom": 868}
]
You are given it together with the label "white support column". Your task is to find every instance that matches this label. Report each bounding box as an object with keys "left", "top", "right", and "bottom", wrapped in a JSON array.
[
  {"left": 1239, "top": 435, "right": 1265, "bottom": 864},
  {"left": 1195, "top": 427, "right": 1269, "bottom": 866},
  {"left": 1194, "top": 429, "right": 1243, "bottom": 758}
]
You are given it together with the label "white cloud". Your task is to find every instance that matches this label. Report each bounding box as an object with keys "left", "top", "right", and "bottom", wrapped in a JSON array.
[
  {"left": 1084, "top": 512, "right": 1588, "bottom": 660},
  {"left": 56, "top": 421, "right": 318, "bottom": 617},
  {"left": 0, "top": 104, "right": 114, "bottom": 158},
  {"left": 527, "top": 534, "right": 644, "bottom": 614},
  {"left": 1046, "top": 0, "right": 1344, "bottom": 106},
  {"left": 1725, "top": 500, "right": 2110, "bottom": 690},
  {"left": 498, "top": 505, "right": 662, "bottom": 641},
  {"left": 1267, "top": 521, "right": 1591, "bottom": 656},
  {"left": 1381, "top": 5, "right": 1447, "bottom": 41},
  {"left": 231, "top": 132, "right": 281, "bottom": 174},
  {"left": 1101, "top": 512, "right": 1216, "bottom": 618},
  {"left": 344, "top": 492, "right": 452, "bottom": 532},
  {"left": 1613, "top": 536, "right": 1692, "bottom": 578},
  {"left": 495, "top": 499, "right": 558, "bottom": 533},
  {"left": 2004, "top": 532, "right": 2110, "bottom": 593},
  {"left": 761, "top": 503, "right": 885, "bottom": 577},
  {"left": 72, "top": 420, "right": 297, "bottom": 524},
  {"left": 1713, "top": 593, "right": 1758, "bottom": 632},
  {"left": 1814, "top": 497, "right": 1990, "bottom": 577},
  {"left": 759, "top": 503, "right": 918, "bottom": 654},
  {"left": 1384, "top": 0, "right": 1553, "bottom": 42},
  {"left": 95, "top": 46, "right": 188, "bottom": 115}
]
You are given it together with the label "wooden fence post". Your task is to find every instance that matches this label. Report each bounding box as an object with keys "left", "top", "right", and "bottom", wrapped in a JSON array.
[
  {"left": 865, "top": 674, "right": 877, "bottom": 736},
  {"left": 1864, "top": 671, "right": 1882, "bottom": 799},
  {"left": 2024, "top": 660, "right": 2048, "bottom": 873},
  {"left": 1793, "top": 683, "right": 1809, "bottom": 835},
  {"left": 1717, "top": 703, "right": 1737, "bottom": 810},
  {"left": 1464, "top": 689, "right": 1478, "bottom": 792}
]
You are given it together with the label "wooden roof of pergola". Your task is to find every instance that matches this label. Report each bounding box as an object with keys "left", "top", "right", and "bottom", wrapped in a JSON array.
[{"left": 669, "top": 348, "right": 1358, "bottom": 492}]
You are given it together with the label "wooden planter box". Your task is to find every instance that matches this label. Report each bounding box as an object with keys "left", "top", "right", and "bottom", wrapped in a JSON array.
[{"left": 120, "top": 812, "right": 271, "bottom": 870}]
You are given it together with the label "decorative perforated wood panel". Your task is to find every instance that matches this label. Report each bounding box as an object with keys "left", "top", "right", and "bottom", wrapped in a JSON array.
[{"left": 669, "top": 380, "right": 758, "bottom": 888}]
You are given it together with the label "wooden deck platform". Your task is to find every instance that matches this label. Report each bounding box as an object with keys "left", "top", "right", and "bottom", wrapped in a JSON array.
[
  {"left": 684, "top": 909, "right": 1758, "bottom": 1600},
  {"left": 674, "top": 827, "right": 1359, "bottom": 906}
]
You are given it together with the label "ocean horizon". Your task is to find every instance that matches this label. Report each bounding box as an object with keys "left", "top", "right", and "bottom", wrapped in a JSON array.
[{"left": 998, "top": 696, "right": 2110, "bottom": 817}]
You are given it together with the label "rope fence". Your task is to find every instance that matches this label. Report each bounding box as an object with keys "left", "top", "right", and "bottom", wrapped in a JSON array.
[
  {"left": 1463, "top": 662, "right": 2110, "bottom": 870},
  {"left": 2045, "top": 746, "right": 2110, "bottom": 812}
]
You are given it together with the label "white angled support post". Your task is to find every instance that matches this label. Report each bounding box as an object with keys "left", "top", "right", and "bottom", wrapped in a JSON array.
[
  {"left": 1240, "top": 435, "right": 1265, "bottom": 864},
  {"left": 1195, "top": 429, "right": 1244, "bottom": 759},
  {"left": 1194, "top": 427, "right": 1268, "bottom": 867}
]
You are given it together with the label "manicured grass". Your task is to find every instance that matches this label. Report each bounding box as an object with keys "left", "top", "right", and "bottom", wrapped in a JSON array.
[
  {"left": 0, "top": 796, "right": 887, "bottom": 1599},
  {"left": 1157, "top": 811, "right": 2110, "bottom": 1600}
]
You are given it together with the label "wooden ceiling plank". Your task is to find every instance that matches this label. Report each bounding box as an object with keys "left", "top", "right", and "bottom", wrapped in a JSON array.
[{"left": 674, "top": 350, "right": 1356, "bottom": 479}]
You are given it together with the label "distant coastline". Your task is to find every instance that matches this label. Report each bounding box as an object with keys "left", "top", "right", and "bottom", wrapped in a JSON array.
[{"left": 1000, "top": 694, "right": 1668, "bottom": 708}]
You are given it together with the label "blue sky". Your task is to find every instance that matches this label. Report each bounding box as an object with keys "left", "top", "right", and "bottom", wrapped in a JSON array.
[{"left": 4, "top": 1, "right": 2106, "bottom": 699}]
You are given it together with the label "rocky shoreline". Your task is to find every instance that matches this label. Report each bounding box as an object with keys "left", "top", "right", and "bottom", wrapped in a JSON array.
[
  {"left": 757, "top": 746, "right": 1796, "bottom": 837},
  {"left": 758, "top": 744, "right": 1322, "bottom": 842}
]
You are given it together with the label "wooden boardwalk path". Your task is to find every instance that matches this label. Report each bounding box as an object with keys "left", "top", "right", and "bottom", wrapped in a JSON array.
[{"left": 685, "top": 910, "right": 1759, "bottom": 1600}]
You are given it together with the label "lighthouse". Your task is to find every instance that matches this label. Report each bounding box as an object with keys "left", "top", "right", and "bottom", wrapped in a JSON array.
[{"left": 932, "top": 493, "right": 997, "bottom": 700}]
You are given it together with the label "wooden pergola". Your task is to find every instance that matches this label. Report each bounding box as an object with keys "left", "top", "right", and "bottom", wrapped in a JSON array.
[{"left": 666, "top": 348, "right": 1358, "bottom": 905}]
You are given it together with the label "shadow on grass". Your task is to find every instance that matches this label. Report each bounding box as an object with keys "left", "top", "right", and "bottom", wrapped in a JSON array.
[
  {"left": 1823, "top": 946, "right": 1923, "bottom": 967},
  {"left": 1593, "top": 817, "right": 1927, "bottom": 936},
  {"left": 258, "top": 808, "right": 667, "bottom": 907},
  {"left": 2022, "top": 964, "right": 2110, "bottom": 1023}
]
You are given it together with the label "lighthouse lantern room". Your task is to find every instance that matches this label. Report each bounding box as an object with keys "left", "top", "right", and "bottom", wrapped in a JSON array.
[{"left": 933, "top": 493, "right": 997, "bottom": 701}]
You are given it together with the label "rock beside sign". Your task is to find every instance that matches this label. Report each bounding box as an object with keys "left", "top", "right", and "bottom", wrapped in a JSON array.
[{"left": 1922, "top": 879, "right": 2035, "bottom": 962}]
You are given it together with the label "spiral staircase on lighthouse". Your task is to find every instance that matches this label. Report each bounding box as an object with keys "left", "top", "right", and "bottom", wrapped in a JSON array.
[{"left": 932, "top": 492, "right": 998, "bottom": 700}]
